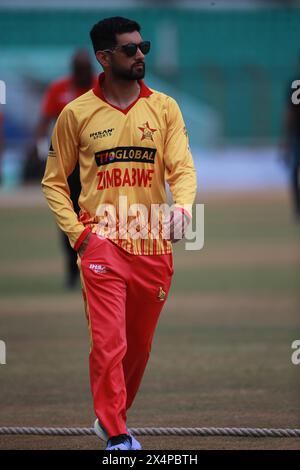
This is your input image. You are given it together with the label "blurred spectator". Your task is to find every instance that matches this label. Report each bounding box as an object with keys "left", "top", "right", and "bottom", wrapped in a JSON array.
[
  {"left": 28, "top": 49, "right": 96, "bottom": 288},
  {"left": 282, "top": 71, "right": 300, "bottom": 222},
  {"left": 23, "top": 49, "right": 96, "bottom": 182}
]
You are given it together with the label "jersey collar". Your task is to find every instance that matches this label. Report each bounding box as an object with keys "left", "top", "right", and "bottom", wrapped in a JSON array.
[{"left": 93, "top": 72, "right": 152, "bottom": 114}]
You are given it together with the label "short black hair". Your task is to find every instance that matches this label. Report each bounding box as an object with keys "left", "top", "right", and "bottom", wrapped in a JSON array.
[{"left": 90, "top": 16, "right": 141, "bottom": 54}]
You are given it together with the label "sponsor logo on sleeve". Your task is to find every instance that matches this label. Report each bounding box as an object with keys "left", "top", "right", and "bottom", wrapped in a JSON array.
[{"left": 48, "top": 140, "right": 56, "bottom": 157}]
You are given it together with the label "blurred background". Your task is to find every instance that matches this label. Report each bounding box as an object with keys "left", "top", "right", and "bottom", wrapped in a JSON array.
[{"left": 0, "top": 0, "right": 299, "bottom": 450}]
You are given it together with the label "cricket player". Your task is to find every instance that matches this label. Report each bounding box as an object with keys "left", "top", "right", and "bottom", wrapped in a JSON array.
[{"left": 42, "top": 16, "right": 197, "bottom": 450}]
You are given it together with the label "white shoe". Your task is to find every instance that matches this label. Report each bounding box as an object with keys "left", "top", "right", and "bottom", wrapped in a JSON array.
[
  {"left": 105, "top": 434, "right": 132, "bottom": 450},
  {"left": 94, "top": 418, "right": 142, "bottom": 450}
]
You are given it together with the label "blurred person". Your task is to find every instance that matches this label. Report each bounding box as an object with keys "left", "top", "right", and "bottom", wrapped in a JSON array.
[
  {"left": 42, "top": 17, "right": 196, "bottom": 450},
  {"left": 32, "top": 49, "right": 96, "bottom": 288},
  {"left": 282, "top": 70, "right": 300, "bottom": 222}
]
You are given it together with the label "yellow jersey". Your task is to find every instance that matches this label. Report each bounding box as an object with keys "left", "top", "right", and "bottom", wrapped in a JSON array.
[{"left": 41, "top": 72, "right": 197, "bottom": 255}]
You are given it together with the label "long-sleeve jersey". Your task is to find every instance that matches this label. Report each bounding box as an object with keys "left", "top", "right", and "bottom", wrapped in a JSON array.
[{"left": 42, "top": 72, "right": 197, "bottom": 255}]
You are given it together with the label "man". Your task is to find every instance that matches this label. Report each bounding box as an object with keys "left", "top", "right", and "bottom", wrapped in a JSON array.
[
  {"left": 42, "top": 17, "right": 197, "bottom": 450},
  {"left": 35, "top": 49, "right": 96, "bottom": 288}
]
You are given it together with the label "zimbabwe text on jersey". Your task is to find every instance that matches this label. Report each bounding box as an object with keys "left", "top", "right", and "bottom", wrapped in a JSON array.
[{"left": 97, "top": 168, "right": 154, "bottom": 190}]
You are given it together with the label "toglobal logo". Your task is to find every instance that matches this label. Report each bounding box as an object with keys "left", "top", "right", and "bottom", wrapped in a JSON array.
[
  {"left": 0, "top": 80, "right": 6, "bottom": 104},
  {"left": 0, "top": 340, "right": 6, "bottom": 365}
]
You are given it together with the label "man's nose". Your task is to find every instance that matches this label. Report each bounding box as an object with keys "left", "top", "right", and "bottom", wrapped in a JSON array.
[{"left": 136, "top": 47, "right": 145, "bottom": 59}]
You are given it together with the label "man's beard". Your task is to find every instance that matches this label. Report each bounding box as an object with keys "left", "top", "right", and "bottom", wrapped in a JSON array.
[{"left": 111, "top": 61, "right": 145, "bottom": 81}]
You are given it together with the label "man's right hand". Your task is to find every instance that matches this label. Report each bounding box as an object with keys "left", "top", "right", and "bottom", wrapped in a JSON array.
[{"left": 78, "top": 232, "right": 93, "bottom": 258}]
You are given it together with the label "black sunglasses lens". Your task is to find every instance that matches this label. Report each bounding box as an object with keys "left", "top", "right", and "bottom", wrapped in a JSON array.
[
  {"left": 123, "top": 44, "right": 138, "bottom": 57},
  {"left": 140, "top": 41, "right": 150, "bottom": 55}
]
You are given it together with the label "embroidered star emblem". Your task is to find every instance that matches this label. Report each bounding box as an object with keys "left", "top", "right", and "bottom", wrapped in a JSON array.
[{"left": 138, "top": 122, "right": 157, "bottom": 141}]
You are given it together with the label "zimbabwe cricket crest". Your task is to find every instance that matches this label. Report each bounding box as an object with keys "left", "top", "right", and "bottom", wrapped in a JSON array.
[
  {"left": 157, "top": 286, "right": 166, "bottom": 301},
  {"left": 138, "top": 121, "right": 157, "bottom": 141}
]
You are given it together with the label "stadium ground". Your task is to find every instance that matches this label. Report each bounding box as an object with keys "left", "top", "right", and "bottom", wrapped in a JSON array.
[{"left": 0, "top": 187, "right": 299, "bottom": 450}]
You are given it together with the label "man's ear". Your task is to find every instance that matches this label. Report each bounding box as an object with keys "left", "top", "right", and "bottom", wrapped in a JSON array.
[{"left": 96, "top": 50, "right": 111, "bottom": 68}]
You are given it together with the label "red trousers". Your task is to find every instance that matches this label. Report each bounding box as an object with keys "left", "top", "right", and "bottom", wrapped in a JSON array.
[{"left": 77, "top": 234, "right": 173, "bottom": 438}]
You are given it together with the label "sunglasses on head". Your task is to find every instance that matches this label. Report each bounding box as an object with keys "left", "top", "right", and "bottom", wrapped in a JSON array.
[{"left": 102, "top": 41, "right": 151, "bottom": 57}]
